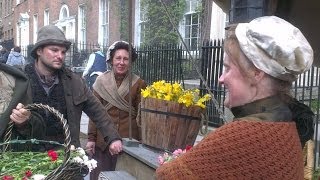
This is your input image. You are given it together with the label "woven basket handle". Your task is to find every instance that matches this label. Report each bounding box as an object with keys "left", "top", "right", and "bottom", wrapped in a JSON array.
[
  {"left": 3, "top": 121, "right": 14, "bottom": 145},
  {"left": 2, "top": 103, "right": 72, "bottom": 180}
]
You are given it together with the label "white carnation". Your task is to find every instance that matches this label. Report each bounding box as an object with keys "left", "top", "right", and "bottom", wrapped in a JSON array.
[
  {"left": 73, "top": 156, "right": 84, "bottom": 164},
  {"left": 84, "top": 159, "right": 98, "bottom": 172},
  {"left": 77, "top": 147, "right": 86, "bottom": 155},
  {"left": 31, "top": 174, "right": 46, "bottom": 180}
]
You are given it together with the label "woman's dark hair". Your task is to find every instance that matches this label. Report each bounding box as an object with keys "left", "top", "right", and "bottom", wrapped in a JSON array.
[{"left": 109, "top": 41, "right": 138, "bottom": 62}]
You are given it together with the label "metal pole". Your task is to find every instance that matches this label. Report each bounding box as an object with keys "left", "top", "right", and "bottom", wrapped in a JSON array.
[{"left": 128, "top": 0, "right": 133, "bottom": 140}]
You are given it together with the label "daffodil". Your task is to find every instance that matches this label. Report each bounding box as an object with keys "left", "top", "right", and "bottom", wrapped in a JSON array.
[{"left": 142, "top": 80, "right": 211, "bottom": 108}]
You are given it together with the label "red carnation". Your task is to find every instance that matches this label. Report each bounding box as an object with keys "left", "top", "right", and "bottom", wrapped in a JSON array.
[
  {"left": 185, "top": 145, "right": 192, "bottom": 151},
  {"left": 22, "top": 177, "right": 28, "bottom": 180},
  {"left": 25, "top": 170, "right": 32, "bottom": 177},
  {"left": 47, "top": 149, "right": 58, "bottom": 161}
]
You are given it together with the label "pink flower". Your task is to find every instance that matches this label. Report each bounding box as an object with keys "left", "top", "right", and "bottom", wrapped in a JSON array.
[
  {"left": 2, "top": 176, "right": 14, "bottom": 180},
  {"left": 158, "top": 146, "right": 193, "bottom": 166},
  {"left": 172, "top": 149, "right": 183, "bottom": 156},
  {"left": 158, "top": 155, "right": 165, "bottom": 165}
]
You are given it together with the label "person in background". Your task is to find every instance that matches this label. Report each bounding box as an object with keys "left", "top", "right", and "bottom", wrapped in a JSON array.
[
  {"left": 0, "top": 45, "right": 9, "bottom": 64},
  {"left": 156, "top": 16, "right": 313, "bottom": 179},
  {"left": 82, "top": 45, "right": 107, "bottom": 90},
  {"left": 86, "top": 41, "right": 147, "bottom": 179},
  {"left": 0, "top": 63, "right": 45, "bottom": 147},
  {"left": 14, "top": 25, "right": 123, "bottom": 156},
  {"left": 6, "top": 46, "right": 26, "bottom": 70}
]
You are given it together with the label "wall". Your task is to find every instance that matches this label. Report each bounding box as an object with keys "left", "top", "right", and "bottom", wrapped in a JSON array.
[{"left": 11, "top": 0, "right": 124, "bottom": 47}]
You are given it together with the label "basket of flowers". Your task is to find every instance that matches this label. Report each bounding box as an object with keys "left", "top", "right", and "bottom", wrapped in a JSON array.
[
  {"left": 0, "top": 104, "right": 97, "bottom": 180},
  {"left": 140, "top": 80, "right": 211, "bottom": 151}
]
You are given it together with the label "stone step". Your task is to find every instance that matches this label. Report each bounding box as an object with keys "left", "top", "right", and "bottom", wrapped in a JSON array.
[{"left": 99, "top": 171, "right": 136, "bottom": 180}]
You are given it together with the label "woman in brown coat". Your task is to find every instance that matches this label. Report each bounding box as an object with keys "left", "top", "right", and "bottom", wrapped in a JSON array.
[{"left": 86, "top": 41, "right": 147, "bottom": 179}]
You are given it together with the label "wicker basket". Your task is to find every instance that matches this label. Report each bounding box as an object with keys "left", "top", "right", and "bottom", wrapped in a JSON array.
[{"left": 0, "top": 103, "right": 89, "bottom": 180}]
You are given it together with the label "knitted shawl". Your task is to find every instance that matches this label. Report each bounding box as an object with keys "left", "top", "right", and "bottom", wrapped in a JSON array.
[{"left": 156, "top": 120, "right": 303, "bottom": 180}]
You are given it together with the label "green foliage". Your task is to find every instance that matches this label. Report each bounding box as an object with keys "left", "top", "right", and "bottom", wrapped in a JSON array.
[
  {"left": 0, "top": 150, "right": 63, "bottom": 179},
  {"left": 310, "top": 99, "right": 320, "bottom": 113},
  {"left": 313, "top": 167, "right": 320, "bottom": 180},
  {"left": 141, "top": 0, "right": 186, "bottom": 45}
]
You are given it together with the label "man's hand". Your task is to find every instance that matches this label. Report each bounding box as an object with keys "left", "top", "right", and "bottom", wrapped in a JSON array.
[
  {"left": 86, "top": 141, "right": 96, "bottom": 157},
  {"left": 10, "top": 103, "right": 31, "bottom": 124},
  {"left": 109, "top": 140, "right": 122, "bottom": 155}
]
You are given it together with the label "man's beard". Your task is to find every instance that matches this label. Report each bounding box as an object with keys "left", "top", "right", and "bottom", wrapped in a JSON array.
[{"left": 41, "top": 59, "right": 63, "bottom": 72}]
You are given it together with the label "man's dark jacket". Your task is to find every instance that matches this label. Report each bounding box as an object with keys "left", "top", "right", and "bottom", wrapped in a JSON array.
[{"left": 24, "top": 63, "right": 120, "bottom": 147}]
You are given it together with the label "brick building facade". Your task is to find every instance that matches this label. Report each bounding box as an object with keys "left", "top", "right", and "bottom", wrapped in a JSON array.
[
  {"left": 1, "top": 0, "right": 133, "bottom": 49},
  {"left": 0, "top": 0, "right": 226, "bottom": 54}
]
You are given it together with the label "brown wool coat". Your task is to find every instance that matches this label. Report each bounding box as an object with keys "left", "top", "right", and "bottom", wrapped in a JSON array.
[{"left": 88, "top": 76, "right": 147, "bottom": 151}]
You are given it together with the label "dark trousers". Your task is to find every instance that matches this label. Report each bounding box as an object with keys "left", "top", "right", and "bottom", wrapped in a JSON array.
[
  {"left": 89, "top": 74, "right": 98, "bottom": 90},
  {"left": 90, "top": 147, "right": 118, "bottom": 180}
]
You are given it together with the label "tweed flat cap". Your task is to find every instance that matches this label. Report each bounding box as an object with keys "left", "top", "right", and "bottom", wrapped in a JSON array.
[{"left": 31, "top": 25, "right": 71, "bottom": 58}]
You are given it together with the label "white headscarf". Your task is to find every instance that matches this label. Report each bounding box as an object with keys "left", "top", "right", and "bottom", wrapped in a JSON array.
[{"left": 236, "top": 16, "right": 313, "bottom": 82}]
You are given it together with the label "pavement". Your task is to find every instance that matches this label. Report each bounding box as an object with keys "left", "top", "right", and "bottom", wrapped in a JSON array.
[
  {"left": 79, "top": 113, "right": 90, "bottom": 180},
  {"left": 80, "top": 113, "right": 89, "bottom": 148}
]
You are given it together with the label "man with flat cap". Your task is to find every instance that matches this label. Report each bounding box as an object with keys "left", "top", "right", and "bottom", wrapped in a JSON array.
[{"left": 18, "top": 25, "right": 122, "bottom": 155}]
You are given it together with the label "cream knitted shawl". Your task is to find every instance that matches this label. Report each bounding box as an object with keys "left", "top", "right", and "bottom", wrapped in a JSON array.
[{"left": 92, "top": 71, "right": 139, "bottom": 116}]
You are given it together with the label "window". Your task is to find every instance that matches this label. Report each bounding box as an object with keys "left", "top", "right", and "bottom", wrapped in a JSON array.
[
  {"left": 4, "top": 0, "right": 7, "bottom": 15},
  {"left": 0, "top": 2, "right": 2, "bottom": 19},
  {"left": 184, "top": 0, "right": 200, "bottom": 51},
  {"left": 44, "top": 9, "right": 49, "bottom": 25},
  {"left": 99, "top": 0, "right": 109, "bottom": 46},
  {"left": 58, "top": 4, "right": 74, "bottom": 41},
  {"left": 138, "top": 0, "right": 147, "bottom": 45},
  {"left": 33, "top": 14, "right": 38, "bottom": 43},
  {"left": 16, "top": 0, "right": 25, "bottom": 5},
  {"left": 78, "top": 5, "right": 87, "bottom": 46},
  {"left": 61, "top": 7, "right": 68, "bottom": 19},
  {"left": 10, "top": 29, "right": 13, "bottom": 39}
]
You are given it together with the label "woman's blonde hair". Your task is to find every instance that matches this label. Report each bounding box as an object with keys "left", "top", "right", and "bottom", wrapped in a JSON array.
[{"left": 224, "top": 25, "right": 292, "bottom": 99}]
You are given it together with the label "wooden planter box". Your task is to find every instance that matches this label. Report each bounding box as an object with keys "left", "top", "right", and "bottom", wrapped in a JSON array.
[{"left": 140, "top": 97, "right": 203, "bottom": 151}]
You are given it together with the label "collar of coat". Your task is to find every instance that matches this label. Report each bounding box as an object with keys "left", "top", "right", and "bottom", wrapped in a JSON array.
[{"left": 25, "top": 62, "right": 73, "bottom": 79}]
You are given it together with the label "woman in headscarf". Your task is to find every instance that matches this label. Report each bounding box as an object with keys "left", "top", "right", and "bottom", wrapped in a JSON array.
[
  {"left": 86, "top": 41, "right": 147, "bottom": 179},
  {"left": 156, "top": 16, "right": 314, "bottom": 180}
]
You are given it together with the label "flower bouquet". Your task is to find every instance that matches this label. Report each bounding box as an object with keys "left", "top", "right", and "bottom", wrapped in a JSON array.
[
  {"left": 0, "top": 145, "right": 97, "bottom": 180},
  {"left": 158, "top": 145, "right": 193, "bottom": 165},
  {"left": 0, "top": 104, "right": 96, "bottom": 180},
  {"left": 140, "top": 80, "right": 211, "bottom": 151},
  {"left": 141, "top": 80, "right": 211, "bottom": 108}
]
